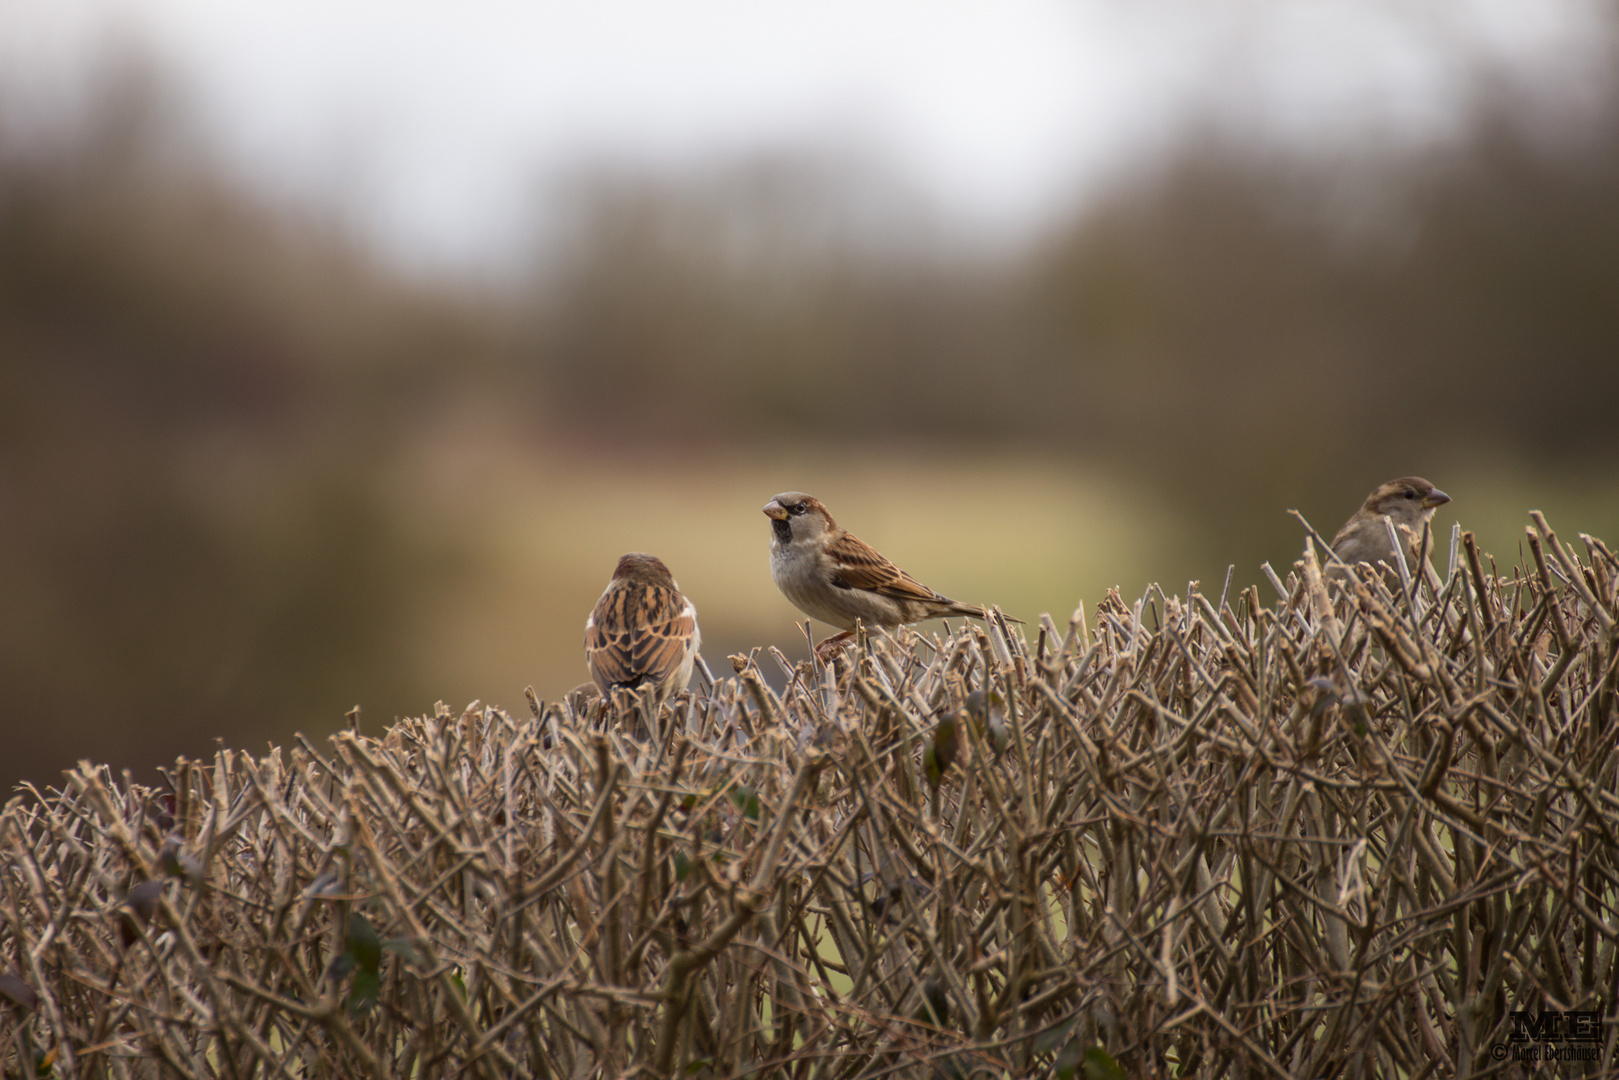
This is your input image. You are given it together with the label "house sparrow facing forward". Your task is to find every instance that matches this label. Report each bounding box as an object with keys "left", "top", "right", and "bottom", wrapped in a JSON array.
[
  {"left": 763, "top": 492, "right": 987, "bottom": 656},
  {"left": 1329, "top": 477, "right": 1451, "bottom": 576},
  {"left": 584, "top": 553, "right": 700, "bottom": 702}
]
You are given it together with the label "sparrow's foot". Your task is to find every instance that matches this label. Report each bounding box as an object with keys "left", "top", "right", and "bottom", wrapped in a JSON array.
[{"left": 814, "top": 631, "right": 855, "bottom": 664}]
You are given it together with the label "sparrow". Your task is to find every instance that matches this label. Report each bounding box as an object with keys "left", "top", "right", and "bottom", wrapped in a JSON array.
[
  {"left": 1329, "top": 477, "right": 1451, "bottom": 576},
  {"left": 762, "top": 492, "right": 987, "bottom": 656},
  {"left": 584, "top": 553, "right": 700, "bottom": 702}
]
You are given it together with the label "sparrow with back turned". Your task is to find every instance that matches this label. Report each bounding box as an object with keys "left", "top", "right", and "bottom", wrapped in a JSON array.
[
  {"left": 584, "top": 553, "right": 701, "bottom": 702},
  {"left": 763, "top": 492, "right": 988, "bottom": 657},
  {"left": 1329, "top": 477, "right": 1451, "bottom": 577}
]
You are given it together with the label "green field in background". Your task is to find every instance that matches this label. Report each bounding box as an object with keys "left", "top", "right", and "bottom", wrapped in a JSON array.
[{"left": 399, "top": 442, "right": 1619, "bottom": 722}]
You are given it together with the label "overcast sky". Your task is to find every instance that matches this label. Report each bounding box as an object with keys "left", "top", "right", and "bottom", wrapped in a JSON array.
[{"left": 2, "top": 0, "right": 1611, "bottom": 273}]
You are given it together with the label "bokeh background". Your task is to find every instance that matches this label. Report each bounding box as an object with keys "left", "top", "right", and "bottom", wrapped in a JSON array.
[{"left": 4, "top": 1, "right": 1618, "bottom": 791}]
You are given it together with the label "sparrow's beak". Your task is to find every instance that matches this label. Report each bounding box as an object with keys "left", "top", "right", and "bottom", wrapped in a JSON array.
[
  {"left": 762, "top": 500, "right": 788, "bottom": 520},
  {"left": 1422, "top": 488, "right": 1451, "bottom": 509}
]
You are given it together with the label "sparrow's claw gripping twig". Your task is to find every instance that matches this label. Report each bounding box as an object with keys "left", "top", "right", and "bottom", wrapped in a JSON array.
[{"left": 813, "top": 631, "right": 855, "bottom": 664}]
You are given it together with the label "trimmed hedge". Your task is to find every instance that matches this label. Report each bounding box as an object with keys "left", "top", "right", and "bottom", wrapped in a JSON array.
[{"left": 4, "top": 515, "right": 1618, "bottom": 1078}]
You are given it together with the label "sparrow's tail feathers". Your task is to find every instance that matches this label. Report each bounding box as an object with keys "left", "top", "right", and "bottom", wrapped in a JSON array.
[{"left": 945, "top": 600, "right": 1022, "bottom": 624}]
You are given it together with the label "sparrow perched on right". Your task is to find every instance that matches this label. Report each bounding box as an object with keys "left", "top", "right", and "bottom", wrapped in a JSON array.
[
  {"left": 763, "top": 491, "right": 988, "bottom": 657},
  {"left": 1329, "top": 477, "right": 1451, "bottom": 576},
  {"left": 584, "top": 553, "right": 701, "bottom": 702}
]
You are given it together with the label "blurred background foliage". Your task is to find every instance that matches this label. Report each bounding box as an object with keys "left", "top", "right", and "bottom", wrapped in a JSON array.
[{"left": 4, "top": 44, "right": 1619, "bottom": 790}]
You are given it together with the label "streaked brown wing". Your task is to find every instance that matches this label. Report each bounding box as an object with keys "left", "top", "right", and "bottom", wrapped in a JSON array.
[
  {"left": 629, "top": 605, "right": 697, "bottom": 684},
  {"left": 585, "top": 617, "right": 637, "bottom": 688},
  {"left": 825, "top": 530, "right": 944, "bottom": 603},
  {"left": 586, "top": 583, "right": 694, "bottom": 688}
]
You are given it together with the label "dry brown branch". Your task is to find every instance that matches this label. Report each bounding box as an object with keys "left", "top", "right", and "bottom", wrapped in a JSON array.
[{"left": 5, "top": 523, "right": 1619, "bottom": 1077}]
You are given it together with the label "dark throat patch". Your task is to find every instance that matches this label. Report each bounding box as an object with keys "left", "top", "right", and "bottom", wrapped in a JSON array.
[{"left": 772, "top": 519, "right": 793, "bottom": 546}]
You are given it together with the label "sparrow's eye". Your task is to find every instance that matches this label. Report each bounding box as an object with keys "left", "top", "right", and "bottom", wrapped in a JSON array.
[
  {"left": 1403, "top": 489, "right": 1417, "bottom": 500},
  {"left": 790, "top": 504, "right": 806, "bottom": 516}
]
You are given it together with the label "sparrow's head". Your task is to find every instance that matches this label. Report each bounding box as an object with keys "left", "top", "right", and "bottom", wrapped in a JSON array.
[
  {"left": 611, "top": 552, "right": 676, "bottom": 586},
  {"left": 1362, "top": 477, "right": 1451, "bottom": 525},
  {"left": 763, "top": 492, "right": 833, "bottom": 546}
]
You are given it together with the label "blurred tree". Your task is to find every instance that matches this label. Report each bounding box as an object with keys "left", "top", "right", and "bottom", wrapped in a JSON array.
[
  {"left": 1026, "top": 83, "right": 1619, "bottom": 559},
  {"left": 0, "top": 59, "right": 495, "bottom": 789},
  {"left": 518, "top": 58, "right": 1619, "bottom": 570},
  {"left": 521, "top": 155, "right": 1044, "bottom": 447}
]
